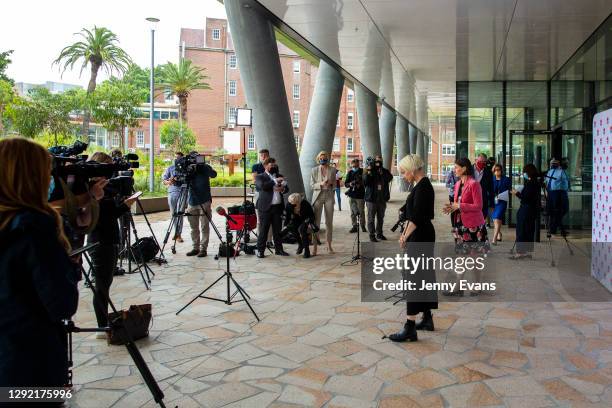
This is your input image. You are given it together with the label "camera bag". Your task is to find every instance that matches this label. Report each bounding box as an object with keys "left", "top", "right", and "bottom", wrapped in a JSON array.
[{"left": 108, "top": 304, "right": 152, "bottom": 345}]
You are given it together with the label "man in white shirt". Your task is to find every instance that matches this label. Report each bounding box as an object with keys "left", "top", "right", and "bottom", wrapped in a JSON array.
[{"left": 254, "top": 158, "right": 289, "bottom": 258}]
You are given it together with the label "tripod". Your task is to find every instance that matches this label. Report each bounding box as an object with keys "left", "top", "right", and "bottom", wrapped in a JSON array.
[
  {"left": 341, "top": 212, "right": 370, "bottom": 266},
  {"left": 175, "top": 211, "right": 260, "bottom": 322},
  {"left": 161, "top": 182, "right": 189, "bottom": 255},
  {"left": 117, "top": 210, "right": 155, "bottom": 290},
  {"left": 67, "top": 243, "right": 168, "bottom": 407}
]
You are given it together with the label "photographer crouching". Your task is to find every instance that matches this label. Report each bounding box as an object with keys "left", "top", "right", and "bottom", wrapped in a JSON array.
[
  {"left": 86, "top": 152, "right": 138, "bottom": 337},
  {"left": 284, "top": 193, "right": 316, "bottom": 259},
  {"left": 364, "top": 155, "right": 393, "bottom": 242},
  {"left": 0, "top": 138, "right": 79, "bottom": 387}
]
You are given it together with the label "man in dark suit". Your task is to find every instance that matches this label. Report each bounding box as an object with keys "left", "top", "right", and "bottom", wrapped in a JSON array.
[{"left": 255, "top": 157, "right": 290, "bottom": 258}]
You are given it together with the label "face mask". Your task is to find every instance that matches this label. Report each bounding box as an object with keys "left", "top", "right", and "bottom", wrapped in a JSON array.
[
  {"left": 47, "top": 176, "right": 55, "bottom": 201},
  {"left": 476, "top": 159, "right": 486, "bottom": 171},
  {"left": 523, "top": 173, "right": 529, "bottom": 181},
  {"left": 551, "top": 164, "right": 559, "bottom": 169},
  {"left": 269, "top": 166, "right": 279, "bottom": 174},
  {"left": 319, "top": 159, "right": 328, "bottom": 165}
]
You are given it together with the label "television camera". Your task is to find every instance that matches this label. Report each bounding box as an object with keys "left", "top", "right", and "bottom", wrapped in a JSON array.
[{"left": 173, "top": 152, "right": 207, "bottom": 184}]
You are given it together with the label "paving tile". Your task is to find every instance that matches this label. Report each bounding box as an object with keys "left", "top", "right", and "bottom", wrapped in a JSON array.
[
  {"left": 484, "top": 375, "right": 548, "bottom": 397},
  {"left": 278, "top": 385, "right": 331, "bottom": 407},
  {"left": 324, "top": 375, "right": 384, "bottom": 401},
  {"left": 277, "top": 367, "right": 329, "bottom": 389},
  {"left": 400, "top": 368, "right": 457, "bottom": 391},
  {"left": 224, "top": 365, "right": 284, "bottom": 381},
  {"left": 217, "top": 343, "right": 267, "bottom": 363},
  {"left": 193, "top": 383, "right": 259, "bottom": 408},
  {"left": 439, "top": 382, "right": 502, "bottom": 407}
]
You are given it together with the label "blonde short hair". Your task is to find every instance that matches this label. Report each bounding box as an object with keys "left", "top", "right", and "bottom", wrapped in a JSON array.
[
  {"left": 315, "top": 151, "right": 329, "bottom": 162},
  {"left": 398, "top": 154, "right": 424, "bottom": 173},
  {"left": 287, "top": 193, "right": 302, "bottom": 205},
  {"left": 88, "top": 151, "right": 113, "bottom": 164}
]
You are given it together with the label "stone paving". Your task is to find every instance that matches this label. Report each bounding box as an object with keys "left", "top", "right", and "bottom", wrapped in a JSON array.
[{"left": 67, "top": 184, "right": 612, "bottom": 408}]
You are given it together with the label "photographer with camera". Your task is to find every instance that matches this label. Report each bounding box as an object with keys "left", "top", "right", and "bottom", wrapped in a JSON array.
[
  {"left": 86, "top": 152, "right": 139, "bottom": 336},
  {"left": 162, "top": 152, "right": 185, "bottom": 243},
  {"left": 183, "top": 151, "right": 217, "bottom": 258},
  {"left": 255, "top": 158, "right": 289, "bottom": 258},
  {"left": 344, "top": 158, "right": 367, "bottom": 233},
  {"left": 545, "top": 158, "right": 570, "bottom": 236},
  {"left": 0, "top": 137, "right": 79, "bottom": 387},
  {"left": 284, "top": 193, "right": 316, "bottom": 258},
  {"left": 364, "top": 155, "right": 393, "bottom": 242}
]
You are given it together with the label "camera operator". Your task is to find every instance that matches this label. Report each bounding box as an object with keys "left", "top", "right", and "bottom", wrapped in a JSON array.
[
  {"left": 162, "top": 151, "right": 185, "bottom": 243},
  {"left": 545, "top": 158, "right": 570, "bottom": 235},
  {"left": 86, "top": 152, "right": 138, "bottom": 336},
  {"left": 284, "top": 193, "right": 315, "bottom": 259},
  {"left": 0, "top": 137, "right": 79, "bottom": 387},
  {"left": 364, "top": 155, "right": 393, "bottom": 242},
  {"left": 251, "top": 149, "right": 272, "bottom": 247},
  {"left": 344, "top": 158, "right": 367, "bottom": 233},
  {"left": 185, "top": 152, "right": 217, "bottom": 258},
  {"left": 255, "top": 158, "right": 289, "bottom": 258}
]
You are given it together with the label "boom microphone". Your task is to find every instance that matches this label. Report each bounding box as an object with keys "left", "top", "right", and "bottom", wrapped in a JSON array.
[{"left": 215, "top": 206, "right": 236, "bottom": 224}]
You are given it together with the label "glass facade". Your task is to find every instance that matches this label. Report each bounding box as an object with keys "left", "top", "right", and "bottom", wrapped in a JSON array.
[{"left": 456, "top": 14, "right": 612, "bottom": 229}]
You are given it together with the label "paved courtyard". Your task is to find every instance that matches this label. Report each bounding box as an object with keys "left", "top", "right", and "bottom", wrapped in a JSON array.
[{"left": 69, "top": 184, "right": 612, "bottom": 408}]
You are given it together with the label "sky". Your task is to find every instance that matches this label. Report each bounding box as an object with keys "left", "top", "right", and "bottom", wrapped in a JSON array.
[{"left": 0, "top": 0, "right": 227, "bottom": 87}]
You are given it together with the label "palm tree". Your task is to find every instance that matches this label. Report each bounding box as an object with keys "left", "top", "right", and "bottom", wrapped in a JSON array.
[
  {"left": 53, "top": 26, "right": 132, "bottom": 138},
  {"left": 159, "top": 59, "right": 211, "bottom": 124}
]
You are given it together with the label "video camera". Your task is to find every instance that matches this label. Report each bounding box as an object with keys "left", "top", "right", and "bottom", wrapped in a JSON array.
[
  {"left": 174, "top": 152, "right": 206, "bottom": 183},
  {"left": 48, "top": 141, "right": 139, "bottom": 199},
  {"left": 365, "top": 156, "right": 382, "bottom": 171}
]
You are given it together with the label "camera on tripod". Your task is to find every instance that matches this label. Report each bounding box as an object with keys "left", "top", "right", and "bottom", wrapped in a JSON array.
[{"left": 174, "top": 152, "right": 206, "bottom": 183}]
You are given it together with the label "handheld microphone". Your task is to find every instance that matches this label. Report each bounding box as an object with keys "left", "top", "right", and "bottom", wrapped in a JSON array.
[{"left": 215, "top": 206, "right": 236, "bottom": 224}]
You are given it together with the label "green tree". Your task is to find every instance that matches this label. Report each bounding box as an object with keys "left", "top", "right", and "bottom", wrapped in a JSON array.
[
  {"left": 0, "top": 50, "right": 14, "bottom": 84},
  {"left": 0, "top": 79, "right": 15, "bottom": 135},
  {"left": 5, "top": 88, "right": 80, "bottom": 141},
  {"left": 53, "top": 27, "right": 132, "bottom": 138},
  {"left": 159, "top": 120, "right": 196, "bottom": 153},
  {"left": 90, "top": 80, "right": 145, "bottom": 148},
  {"left": 109, "top": 63, "right": 163, "bottom": 99},
  {"left": 158, "top": 59, "right": 211, "bottom": 124}
]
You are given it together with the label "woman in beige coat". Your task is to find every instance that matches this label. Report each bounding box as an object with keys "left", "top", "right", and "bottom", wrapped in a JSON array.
[{"left": 310, "top": 151, "right": 337, "bottom": 255}]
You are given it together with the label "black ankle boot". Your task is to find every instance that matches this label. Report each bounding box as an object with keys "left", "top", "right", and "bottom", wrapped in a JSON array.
[
  {"left": 415, "top": 310, "right": 434, "bottom": 331},
  {"left": 388, "top": 320, "right": 418, "bottom": 342},
  {"left": 296, "top": 245, "right": 304, "bottom": 255},
  {"left": 303, "top": 246, "right": 310, "bottom": 259}
]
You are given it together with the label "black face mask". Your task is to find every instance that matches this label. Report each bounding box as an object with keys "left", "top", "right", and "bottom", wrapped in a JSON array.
[{"left": 269, "top": 166, "right": 279, "bottom": 175}]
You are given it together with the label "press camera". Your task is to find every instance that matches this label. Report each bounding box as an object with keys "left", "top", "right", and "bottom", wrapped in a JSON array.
[{"left": 174, "top": 152, "right": 206, "bottom": 183}]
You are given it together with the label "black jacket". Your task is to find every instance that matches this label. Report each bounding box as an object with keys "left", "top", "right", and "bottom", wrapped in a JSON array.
[
  {"left": 363, "top": 166, "right": 393, "bottom": 202},
  {"left": 88, "top": 192, "right": 131, "bottom": 245},
  {"left": 344, "top": 168, "right": 365, "bottom": 199},
  {"left": 480, "top": 166, "right": 495, "bottom": 210},
  {"left": 284, "top": 200, "right": 315, "bottom": 227},
  {"left": 0, "top": 211, "right": 79, "bottom": 386},
  {"left": 255, "top": 172, "right": 289, "bottom": 211}
]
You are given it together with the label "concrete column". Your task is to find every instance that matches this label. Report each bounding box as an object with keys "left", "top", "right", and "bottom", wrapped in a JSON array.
[
  {"left": 379, "top": 104, "right": 396, "bottom": 170},
  {"left": 408, "top": 124, "right": 418, "bottom": 155},
  {"left": 299, "top": 60, "right": 344, "bottom": 201},
  {"left": 225, "top": 0, "right": 304, "bottom": 194},
  {"left": 396, "top": 115, "right": 410, "bottom": 192},
  {"left": 355, "top": 83, "right": 381, "bottom": 160},
  {"left": 416, "top": 130, "right": 425, "bottom": 161}
]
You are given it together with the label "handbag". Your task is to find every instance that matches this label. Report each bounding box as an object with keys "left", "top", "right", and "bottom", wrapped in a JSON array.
[
  {"left": 108, "top": 304, "right": 152, "bottom": 345},
  {"left": 130, "top": 237, "right": 159, "bottom": 263}
]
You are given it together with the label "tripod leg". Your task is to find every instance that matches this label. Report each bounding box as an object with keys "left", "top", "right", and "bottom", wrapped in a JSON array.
[
  {"left": 229, "top": 274, "right": 260, "bottom": 321},
  {"left": 176, "top": 273, "right": 225, "bottom": 315}
]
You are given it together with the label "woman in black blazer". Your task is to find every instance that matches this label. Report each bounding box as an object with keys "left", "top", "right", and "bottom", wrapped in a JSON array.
[
  {"left": 389, "top": 154, "right": 437, "bottom": 342},
  {"left": 510, "top": 164, "right": 542, "bottom": 259}
]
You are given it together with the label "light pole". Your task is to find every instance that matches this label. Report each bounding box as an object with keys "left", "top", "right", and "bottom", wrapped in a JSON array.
[{"left": 146, "top": 17, "right": 160, "bottom": 192}]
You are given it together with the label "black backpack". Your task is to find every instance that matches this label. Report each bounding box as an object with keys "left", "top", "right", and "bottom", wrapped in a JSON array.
[{"left": 130, "top": 237, "right": 159, "bottom": 263}]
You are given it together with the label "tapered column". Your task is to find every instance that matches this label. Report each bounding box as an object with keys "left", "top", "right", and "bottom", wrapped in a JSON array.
[
  {"left": 379, "top": 104, "right": 396, "bottom": 170},
  {"left": 416, "top": 131, "right": 425, "bottom": 161},
  {"left": 396, "top": 115, "right": 410, "bottom": 192},
  {"left": 225, "top": 0, "right": 304, "bottom": 194},
  {"left": 356, "top": 83, "right": 381, "bottom": 160},
  {"left": 299, "top": 60, "right": 344, "bottom": 201},
  {"left": 408, "top": 123, "right": 418, "bottom": 155}
]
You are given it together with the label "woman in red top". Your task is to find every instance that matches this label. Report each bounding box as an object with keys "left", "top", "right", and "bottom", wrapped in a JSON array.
[{"left": 443, "top": 157, "right": 490, "bottom": 296}]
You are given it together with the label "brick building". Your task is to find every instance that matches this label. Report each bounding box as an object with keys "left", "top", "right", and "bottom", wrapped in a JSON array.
[{"left": 180, "top": 18, "right": 363, "bottom": 165}]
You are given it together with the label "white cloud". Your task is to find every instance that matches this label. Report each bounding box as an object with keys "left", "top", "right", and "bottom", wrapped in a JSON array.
[{"left": 1, "top": 0, "right": 227, "bottom": 86}]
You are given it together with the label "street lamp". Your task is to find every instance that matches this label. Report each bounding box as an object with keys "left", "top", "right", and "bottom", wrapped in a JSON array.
[{"left": 146, "top": 17, "right": 160, "bottom": 192}]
